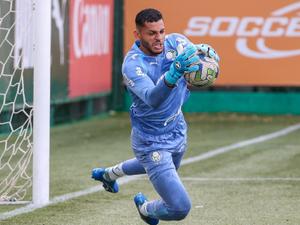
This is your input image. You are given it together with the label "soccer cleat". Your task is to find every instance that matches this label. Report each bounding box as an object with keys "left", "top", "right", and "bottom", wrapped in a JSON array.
[
  {"left": 134, "top": 193, "right": 159, "bottom": 225},
  {"left": 91, "top": 168, "right": 119, "bottom": 193}
]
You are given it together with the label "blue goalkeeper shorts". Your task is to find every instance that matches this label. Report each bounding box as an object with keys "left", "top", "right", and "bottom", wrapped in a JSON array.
[{"left": 131, "top": 119, "right": 187, "bottom": 178}]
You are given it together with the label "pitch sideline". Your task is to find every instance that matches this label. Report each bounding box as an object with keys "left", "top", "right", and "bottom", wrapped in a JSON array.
[{"left": 1, "top": 123, "right": 300, "bottom": 221}]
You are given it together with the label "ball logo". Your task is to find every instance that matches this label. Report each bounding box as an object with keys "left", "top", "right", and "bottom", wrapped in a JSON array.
[{"left": 184, "top": 2, "right": 300, "bottom": 59}]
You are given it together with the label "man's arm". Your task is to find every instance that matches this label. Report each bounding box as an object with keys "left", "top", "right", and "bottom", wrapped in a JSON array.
[
  {"left": 123, "top": 65, "right": 174, "bottom": 108},
  {"left": 123, "top": 46, "right": 199, "bottom": 108}
]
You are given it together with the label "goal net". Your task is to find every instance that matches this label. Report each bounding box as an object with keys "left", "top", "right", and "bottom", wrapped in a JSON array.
[{"left": 0, "top": 0, "right": 50, "bottom": 204}]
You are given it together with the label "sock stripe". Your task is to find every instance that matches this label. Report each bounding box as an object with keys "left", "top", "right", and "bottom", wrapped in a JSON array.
[{"left": 112, "top": 168, "right": 121, "bottom": 177}]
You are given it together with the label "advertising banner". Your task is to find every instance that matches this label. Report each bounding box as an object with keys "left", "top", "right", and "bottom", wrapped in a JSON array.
[
  {"left": 124, "top": 0, "right": 300, "bottom": 86},
  {"left": 51, "top": 0, "right": 69, "bottom": 100},
  {"left": 69, "top": 0, "right": 114, "bottom": 98}
]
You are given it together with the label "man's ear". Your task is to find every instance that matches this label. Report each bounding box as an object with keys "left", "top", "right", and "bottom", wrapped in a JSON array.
[{"left": 134, "top": 30, "right": 140, "bottom": 40}]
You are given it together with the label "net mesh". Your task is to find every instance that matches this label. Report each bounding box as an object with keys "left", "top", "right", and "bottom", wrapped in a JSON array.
[{"left": 0, "top": 0, "right": 33, "bottom": 203}]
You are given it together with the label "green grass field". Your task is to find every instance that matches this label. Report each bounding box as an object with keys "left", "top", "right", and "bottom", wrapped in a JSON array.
[{"left": 0, "top": 113, "right": 300, "bottom": 225}]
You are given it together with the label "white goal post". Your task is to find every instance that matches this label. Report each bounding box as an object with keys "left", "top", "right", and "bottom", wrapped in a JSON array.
[
  {"left": 32, "top": 0, "right": 51, "bottom": 205},
  {"left": 0, "top": 0, "right": 51, "bottom": 205}
]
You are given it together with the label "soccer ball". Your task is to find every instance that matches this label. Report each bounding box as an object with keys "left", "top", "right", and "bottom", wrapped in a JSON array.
[{"left": 184, "top": 54, "right": 219, "bottom": 88}]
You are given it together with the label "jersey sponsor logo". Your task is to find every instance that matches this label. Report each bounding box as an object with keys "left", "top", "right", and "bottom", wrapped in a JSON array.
[
  {"left": 184, "top": 2, "right": 300, "bottom": 59},
  {"left": 151, "top": 151, "right": 161, "bottom": 162},
  {"left": 135, "top": 67, "right": 146, "bottom": 76},
  {"left": 123, "top": 74, "right": 135, "bottom": 87}
]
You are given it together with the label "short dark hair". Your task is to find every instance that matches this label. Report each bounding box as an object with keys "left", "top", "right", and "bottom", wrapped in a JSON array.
[{"left": 135, "top": 8, "right": 163, "bottom": 28}]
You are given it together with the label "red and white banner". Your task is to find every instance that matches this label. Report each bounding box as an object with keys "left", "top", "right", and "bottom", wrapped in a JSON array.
[{"left": 69, "top": 0, "right": 113, "bottom": 98}]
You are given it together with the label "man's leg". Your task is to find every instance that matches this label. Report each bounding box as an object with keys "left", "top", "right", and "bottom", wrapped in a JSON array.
[
  {"left": 92, "top": 158, "right": 146, "bottom": 193},
  {"left": 172, "top": 143, "right": 186, "bottom": 170},
  {"left": 135, "top": 149, "right": 191, "bottom": 221},
  {"left": 122, "top": 158, "right": 146, "bottom": 175}
]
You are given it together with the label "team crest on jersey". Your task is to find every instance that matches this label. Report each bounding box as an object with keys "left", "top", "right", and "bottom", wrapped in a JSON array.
[
  {"left": 151, "top": 151, "right": 161, "bottom": 162},
  {"left": 166, "top": 49, "right": 176, "bottom": 60}
]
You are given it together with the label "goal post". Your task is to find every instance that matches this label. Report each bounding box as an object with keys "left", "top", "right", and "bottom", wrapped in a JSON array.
[
  {"left": 0, "top": 0, "right": 51, "bottom": 205},
  {"left": 32, "top": 0, "right": 51, "bottom": 205}
]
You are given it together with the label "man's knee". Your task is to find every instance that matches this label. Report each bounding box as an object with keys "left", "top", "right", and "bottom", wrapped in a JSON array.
[
  {"left": 158, "top": 202, "right": 191, "bottom": 221},
  {"left": 172, "top": 199, "right": 191, "bottom": 220}
]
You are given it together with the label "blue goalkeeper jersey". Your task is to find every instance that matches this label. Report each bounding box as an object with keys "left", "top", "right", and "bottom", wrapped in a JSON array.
[{"left": 122, "top": 33, "right": 193, "bottom": 135}]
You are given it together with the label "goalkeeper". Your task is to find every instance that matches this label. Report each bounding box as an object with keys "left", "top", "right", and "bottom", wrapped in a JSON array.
[{"left": 92, "top": 8, "right": 219, "bottom": 225}]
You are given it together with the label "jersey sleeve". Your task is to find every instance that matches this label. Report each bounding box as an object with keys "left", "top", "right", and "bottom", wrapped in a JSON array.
[
  {"left": 166, "top": 33, "right": 194, "bottom": 52},
  {"left": 122, "top": 58, "right": 173, "bottom": 108}
]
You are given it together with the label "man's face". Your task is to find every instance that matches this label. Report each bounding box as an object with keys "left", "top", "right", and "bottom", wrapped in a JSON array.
[{"left": 135, "top": 19, "right": 165, "bottom": 56}]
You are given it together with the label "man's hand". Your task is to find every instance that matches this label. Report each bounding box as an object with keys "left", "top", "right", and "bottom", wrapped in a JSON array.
[
  {"left": 165, "top": 45, "right": 199, "bottom": 86},
  {"left": 196, "top": 44, "right": 220, "bottom": 63}
]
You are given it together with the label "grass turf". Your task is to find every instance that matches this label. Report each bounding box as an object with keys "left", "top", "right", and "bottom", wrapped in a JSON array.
[{"left": 0, "top": 113, "right": 300, "bottom": 224}]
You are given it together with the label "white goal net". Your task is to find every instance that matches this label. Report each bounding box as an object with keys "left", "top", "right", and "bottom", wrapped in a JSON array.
[{"left": 0, "top": 0, "right": 34, "bottom": 203}]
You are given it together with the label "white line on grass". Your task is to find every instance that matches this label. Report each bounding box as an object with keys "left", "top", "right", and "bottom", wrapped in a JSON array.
[
  {"left": 135, "top": 177, "right": 300, "bottom": 182},
  {"left": 180, "top": 177, "right": 300, "bottom": 182},
  {"left": 1, "top": 123, "right": 300, "bottom": 221},
  {"left": 181, "top": 123, "right": 300, "bottom": 165}
]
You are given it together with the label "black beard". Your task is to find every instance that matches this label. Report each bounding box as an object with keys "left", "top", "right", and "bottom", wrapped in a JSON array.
[{"left": 140, "top": 40, "right": 162, "bottom": 56}]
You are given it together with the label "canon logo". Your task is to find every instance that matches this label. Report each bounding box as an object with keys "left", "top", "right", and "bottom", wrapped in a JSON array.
[
  {"left": 184, "top": 2, "right": 300, "bottom": 59},
  {"left": 73, "top": 0, "right": 110, "bottom": 58}
]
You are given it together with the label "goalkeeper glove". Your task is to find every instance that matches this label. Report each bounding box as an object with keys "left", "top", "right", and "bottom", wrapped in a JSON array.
[
  {"left": 196, "top": 43, "right": 220, "bottom": 62},
  {"left": 165, "top": 45, "right": 199, "bottom": 85}
]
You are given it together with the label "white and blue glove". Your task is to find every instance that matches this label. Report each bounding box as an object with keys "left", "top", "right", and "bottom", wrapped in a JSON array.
[
  {"left": 165, "top": 45, "right": 199, "bottom": 86},
  {"left": 196, "top": 43, "right": 220, "bottom": 63}
]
